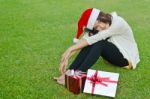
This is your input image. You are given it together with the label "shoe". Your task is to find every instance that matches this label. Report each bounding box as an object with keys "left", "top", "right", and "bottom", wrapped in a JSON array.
[{"left": 123, "top": 61, "right": 133, "bottom": 70}]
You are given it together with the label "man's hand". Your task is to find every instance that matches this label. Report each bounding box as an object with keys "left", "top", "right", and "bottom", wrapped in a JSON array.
[
  {"left": 59, "top": 48, "right": 72, "bottom": 74},
  {"left": 61, "top": 48, "right": 72, "bottom": 63},
  {"left": 59, "top": 59, "right": 69, "bottom": 74}
]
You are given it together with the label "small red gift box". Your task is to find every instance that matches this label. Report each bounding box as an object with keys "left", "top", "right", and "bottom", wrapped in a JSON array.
[{"left": 65, "top": 70, "right": 87, "bottom": 94}]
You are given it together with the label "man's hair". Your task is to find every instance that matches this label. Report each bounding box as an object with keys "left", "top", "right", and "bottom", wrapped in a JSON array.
[{"left": 97, "top": 12, "right": 112, "bottom": 25}]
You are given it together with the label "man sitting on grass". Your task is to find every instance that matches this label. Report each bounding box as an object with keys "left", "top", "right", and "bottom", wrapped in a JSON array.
[{"left": 54, "top": 8, "right": 140, "bottom": 85}]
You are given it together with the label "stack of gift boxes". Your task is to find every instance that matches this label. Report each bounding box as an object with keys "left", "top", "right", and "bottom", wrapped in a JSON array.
[{"left": 65, "top": 69, "right": 119, "bottom": 97}]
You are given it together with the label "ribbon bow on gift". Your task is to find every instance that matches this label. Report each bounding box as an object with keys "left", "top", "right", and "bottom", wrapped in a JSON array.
[
  {"left": 71, "top": 70, "right": 87, "bottom": 79},
  {"left": 86, "top": 70, "right": 118, "bottom": 95}
]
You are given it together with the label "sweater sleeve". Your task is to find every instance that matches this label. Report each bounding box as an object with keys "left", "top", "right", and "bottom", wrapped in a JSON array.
[{"left": 84, "top": 17, "right": 125, "bottom": 45}]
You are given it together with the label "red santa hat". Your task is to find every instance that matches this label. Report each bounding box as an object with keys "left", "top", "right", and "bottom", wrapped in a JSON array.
[{"left": 73, "top": 8, "right": 101, "bottom": 43}]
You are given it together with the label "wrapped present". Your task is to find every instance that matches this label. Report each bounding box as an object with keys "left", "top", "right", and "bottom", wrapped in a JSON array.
[
  {"left": 83, "top": 69, "right": 119, "bottom": 97},
  {"left": 65, "top": 70, "right": 87, "bottom": 94}
]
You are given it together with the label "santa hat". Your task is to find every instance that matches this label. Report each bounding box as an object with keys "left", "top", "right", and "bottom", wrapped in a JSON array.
[{"left": 73, "top": 8, "right": 101, "bottom": 43}]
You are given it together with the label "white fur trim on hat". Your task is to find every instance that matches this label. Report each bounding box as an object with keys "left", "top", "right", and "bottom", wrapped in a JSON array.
[
  {"left": 87, "top": 8, "right": 100, "bottom": 30},
  {"left": 73, "top": 38, "right": 79, "bottom": 44}
]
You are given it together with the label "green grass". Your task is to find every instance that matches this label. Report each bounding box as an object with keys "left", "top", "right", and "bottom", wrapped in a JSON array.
[{"left": 0, "top": 0, "right": 150, "bottom": 99}]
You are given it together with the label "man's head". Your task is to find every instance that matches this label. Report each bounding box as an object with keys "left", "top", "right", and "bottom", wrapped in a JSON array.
[
  {"left": 73, "top": 8, "right": 112, "bottom": 43},
  {"left": 94, "top": 12, "right": 112, "bottom": 31}
]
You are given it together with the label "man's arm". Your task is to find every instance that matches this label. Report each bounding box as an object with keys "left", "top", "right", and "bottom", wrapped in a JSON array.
[
  {"left": 69, "top": 39, "right": 89, "bottom": 52},
  {"left": 59, "top": 39, "right": 89, "bottom": 74},
  {"left": 61, "top": 39, "right": 89, "bottom": 62},
  {"left": 84, "top": 17, "right": 125, "bottom": 45}
]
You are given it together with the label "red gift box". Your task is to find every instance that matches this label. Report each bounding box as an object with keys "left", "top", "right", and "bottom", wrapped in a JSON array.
[{"left": 65, "top": 70, "right": 87, "bottom": 94}]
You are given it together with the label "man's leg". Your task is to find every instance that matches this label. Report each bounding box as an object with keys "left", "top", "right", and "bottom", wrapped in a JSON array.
[
  {"left": 101, "top": 41, "right": 129, "bottom": 67},
  {"left": 77, "top": 40, "right": 129, "bottom": 72},
  {"left": 68, "top": 45, "right": 93, "bottom": 70},
  {"left": 77, "top": 40, "right": 106, "bottom": 72}
]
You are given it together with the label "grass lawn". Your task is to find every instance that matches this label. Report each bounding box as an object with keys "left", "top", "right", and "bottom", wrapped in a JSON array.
[{"left": 0, "top": 0, "right": 150, "bottom": 99}]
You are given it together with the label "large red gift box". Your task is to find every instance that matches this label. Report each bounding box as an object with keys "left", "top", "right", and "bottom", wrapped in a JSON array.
[{"left": 65, "top": 70, "right": 86, "bottom": 94}]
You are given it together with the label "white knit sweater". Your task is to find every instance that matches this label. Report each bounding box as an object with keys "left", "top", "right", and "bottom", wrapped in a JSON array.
[{"left": 82, "top": 12, "right": 140, "bottom": 69}]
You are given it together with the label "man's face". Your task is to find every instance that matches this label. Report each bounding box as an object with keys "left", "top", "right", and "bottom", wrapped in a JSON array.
[{"left": 93, "top": 21, "right": 110, "bottom": 31}]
